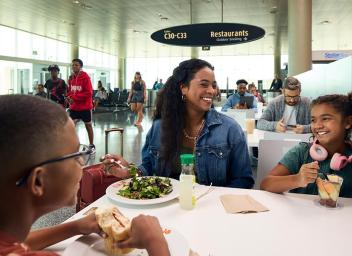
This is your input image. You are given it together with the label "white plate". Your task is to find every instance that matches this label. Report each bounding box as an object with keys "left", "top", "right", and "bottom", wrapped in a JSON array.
[
  {"left": 62, "top": 227, "right": 189, "bottom": 256},
  {"left": 106, "top": 177, "right": 179, "bottom": 205}
]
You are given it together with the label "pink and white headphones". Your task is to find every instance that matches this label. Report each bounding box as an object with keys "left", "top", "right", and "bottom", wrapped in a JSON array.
[{"left": 310, "top": 139, "right": 352, "bottom": 171}]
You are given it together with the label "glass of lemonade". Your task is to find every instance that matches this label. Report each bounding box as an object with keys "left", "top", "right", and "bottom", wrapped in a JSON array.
[{"left": 316, "top": 174, "right": 343, "bottom": 207}]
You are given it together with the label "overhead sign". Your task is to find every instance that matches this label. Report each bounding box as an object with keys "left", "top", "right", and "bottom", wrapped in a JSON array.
[{"left": 151, "top": 23, "right": 265, "bottom": 47}]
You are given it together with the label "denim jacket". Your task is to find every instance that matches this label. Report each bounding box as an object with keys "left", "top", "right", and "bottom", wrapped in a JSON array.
[{"left": 138, "top": 109, "right": 254, "bottom": 188}]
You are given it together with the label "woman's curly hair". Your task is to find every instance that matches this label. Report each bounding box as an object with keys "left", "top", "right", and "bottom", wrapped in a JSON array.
[{"left": 158, "top": 59, "right": 214, "bottom": 175}]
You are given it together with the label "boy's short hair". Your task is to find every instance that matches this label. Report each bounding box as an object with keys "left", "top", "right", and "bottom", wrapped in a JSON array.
[
  {"left": 72, "top": 58, "right": 83, "bottom": 67},
  {"left": 284, "top": 77, "right": 301, "bottom": 90},
  {"left": 0, "top": 95, "right": 69, "bottom": 180},
  {"left": 236, "top": 79, "right": 248, "bottom": 86}
]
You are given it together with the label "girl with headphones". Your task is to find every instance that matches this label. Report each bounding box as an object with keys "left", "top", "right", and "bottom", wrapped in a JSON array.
[{"left": 261, "top": 93, "right": 352, "bottom": 197}]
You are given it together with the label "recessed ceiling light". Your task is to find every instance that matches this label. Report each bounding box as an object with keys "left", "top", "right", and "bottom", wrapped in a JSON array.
[
  {"left": 319, "top": 20, "right": 331, "bottom": 25},
  {"left": 270, "top": 6, "right": 277, "bottom": 14},
  {"left": 72, "top": 0, "right": 80, "bottom": 4},
  {"left": 81, "top": 4, "right": 93, "bottom": 9}
]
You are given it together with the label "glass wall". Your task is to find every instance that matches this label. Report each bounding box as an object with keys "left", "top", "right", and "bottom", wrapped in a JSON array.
[
  {"left": 0, "top": 60, "right": 33, "bottom": 95},
  {"left": 126, "top": 57, "right": 187, "bottom": 89},
  {"left": 0, "top": 25, "right": 118, "bottom": 95},
  {"left": 125, "top": 55, "right": 288, "bottom": 90},
  {"left": 79, "top": 47, "right": 118, "bottom": 90}
]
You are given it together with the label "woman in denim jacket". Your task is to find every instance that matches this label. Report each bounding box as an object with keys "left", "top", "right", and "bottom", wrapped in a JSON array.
[{"left": 103, "top": 59, "right": 254, "bottom": 188}]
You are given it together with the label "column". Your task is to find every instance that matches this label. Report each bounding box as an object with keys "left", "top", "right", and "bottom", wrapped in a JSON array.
[
  {"left": 118, "top": 57, "right": 125, "bottom": 90},
  {"left": 191, "top": 47, "right": 199, "bottom": 59},
  {"left": 71, "top": 44, "right": 79, "bottom": 60},
  {"left": 274, "top": 42, "right": 281, "bottom": 78},
  {"left": 288, "top": 0, "right": 312, "bottom": 76}
]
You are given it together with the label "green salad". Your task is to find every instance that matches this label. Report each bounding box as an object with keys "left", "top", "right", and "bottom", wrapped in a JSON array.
[{"left": 118, "top": 166, "right": 173, "bottom": 199}]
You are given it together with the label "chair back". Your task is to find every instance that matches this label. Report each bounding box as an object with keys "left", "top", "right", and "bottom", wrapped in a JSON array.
[
  {"left": 255, "top": 139, "right": 301, "bottom": 189},
  {"left": 224, "top": 109, "right": 255, "bottom": 130},
  {"left": 263, "top": 131, "right": 311, "bottom": 142}
]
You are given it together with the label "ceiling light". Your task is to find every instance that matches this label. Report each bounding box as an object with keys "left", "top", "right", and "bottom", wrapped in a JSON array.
[
  {"left": 319, "top": 20, "right": 331, "bottom": 25},
  {"left": 270, "top": 6, "right": 277, "bottom": 14},
  {"left": 72, "top": 0, "right": 80, "bottom": 4},
  {"left": 81, "top": 3, "right": 93, "bottom": 9}
]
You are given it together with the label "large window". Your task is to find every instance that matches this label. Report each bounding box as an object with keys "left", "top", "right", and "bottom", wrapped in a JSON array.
[
  {"left": 126, "top": 57, "right": 187, "bottom": 89},
  {"left": 0, "top": 25, "right": 71, "bottom": 63}
]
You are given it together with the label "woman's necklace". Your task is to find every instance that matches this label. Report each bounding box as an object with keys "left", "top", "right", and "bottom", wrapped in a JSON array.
[{"left": 183, "top": 119, "right": 205, "bottom": 151}]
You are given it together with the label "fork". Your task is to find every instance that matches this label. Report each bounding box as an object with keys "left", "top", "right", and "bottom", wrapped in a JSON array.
[{"left": 196, "top": 182, "right": 214, "bottom": 201}]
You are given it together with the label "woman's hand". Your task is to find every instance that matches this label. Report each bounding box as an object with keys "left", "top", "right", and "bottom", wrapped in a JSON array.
[{"left": 100, "top": 154, "right": 131, "bottom": 179}]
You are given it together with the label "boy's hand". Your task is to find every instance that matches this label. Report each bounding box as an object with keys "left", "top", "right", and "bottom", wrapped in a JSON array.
[
  {"left": 117, "top": 215, "right": 168, "bottom": 253},
  {"left": 296, "top": 161, "right": 319, "bottom": 187},
  {"left": 101, "top": 154, "right": 131, "bottom": 179},
  {"left": 75, "top": 213, "right": 104, "bottom": 237}
]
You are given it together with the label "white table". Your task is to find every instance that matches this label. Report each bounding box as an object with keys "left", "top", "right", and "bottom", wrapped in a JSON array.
[
  {"left": 50, "top": 185, "right": 352, "bottom": 256},
  {"left": 246, "top": 129, "right": 264, "bottom": 147}
]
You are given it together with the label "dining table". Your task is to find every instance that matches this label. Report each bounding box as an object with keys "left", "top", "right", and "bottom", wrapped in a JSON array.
[{"left": 48, "top": 183, "right": 352, "bottom": 256}]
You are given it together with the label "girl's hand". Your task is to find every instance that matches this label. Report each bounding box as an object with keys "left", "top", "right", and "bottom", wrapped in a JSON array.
[{"left": 296, "top": 161, "right": 319, "bottom": 187}]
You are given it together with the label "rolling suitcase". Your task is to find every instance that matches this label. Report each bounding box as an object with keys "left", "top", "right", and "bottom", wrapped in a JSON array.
[{"left": 76, "top": 127, "right": 124, "bottom": 212}]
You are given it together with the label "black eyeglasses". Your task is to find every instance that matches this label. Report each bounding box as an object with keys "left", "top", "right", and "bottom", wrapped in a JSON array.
[
  {"left": 284, "top": 95, "right": 300, "bottom": 101},
  {"left": 15, "top": 144, "right": 94, "bottom": 187}
]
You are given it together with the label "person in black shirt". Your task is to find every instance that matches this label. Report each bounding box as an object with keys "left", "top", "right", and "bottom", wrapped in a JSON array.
[
  {"left": 270, "top": 74, "right": 283, "bottom": 91},
  {"left": 44, "top": 64, "right": 67, "bottom": 106}
]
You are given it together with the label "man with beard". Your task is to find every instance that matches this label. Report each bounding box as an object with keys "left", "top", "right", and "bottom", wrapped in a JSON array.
[
  {"left": 257, "top": 77, "right": 311, "bottom": 133},
  {"left": 221, "top": 79, "right": 257, "bottom": 111}
]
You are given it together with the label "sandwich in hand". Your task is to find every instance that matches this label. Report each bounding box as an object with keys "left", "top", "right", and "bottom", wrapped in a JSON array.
[{"left": 95, "top": 206, "right": 134, "bottom": 255}]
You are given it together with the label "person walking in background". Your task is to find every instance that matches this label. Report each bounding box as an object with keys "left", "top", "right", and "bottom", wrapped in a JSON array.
[
  {"left": 35, "top": 84, "right": 47, "bottom": 98},
  {"left": 44, "top": 64, "right": 67, "bottom": 106},
  {"left": 66, "top": 58, "right": 95, "bottom": 149},
  {"left": 128, "top": 71, "right": 147, "bottom": 127},
  {"left": 153, "top": 79, "right": 164, "bottom": 90},
  {"left": 257, "top": 77, "right": 311, "bottom": 133},
  {"left": 270, "top": 74, "right": 283, "bottom": 91}
]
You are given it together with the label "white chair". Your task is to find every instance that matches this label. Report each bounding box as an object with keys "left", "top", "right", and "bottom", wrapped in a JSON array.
[
  {"left": 254, "top": 139, "right": 301, "bottom": 189},
  {"left": 223, "top": 109, "right": 255, "bottom": 130},
  {"left": 263, "top": 131, "right": 312, "bottom": 142}
]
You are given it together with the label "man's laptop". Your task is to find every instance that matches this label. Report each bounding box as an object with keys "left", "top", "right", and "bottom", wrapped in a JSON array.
[{"left": 239, "top": 96, "right": 254, "bottom": 108}]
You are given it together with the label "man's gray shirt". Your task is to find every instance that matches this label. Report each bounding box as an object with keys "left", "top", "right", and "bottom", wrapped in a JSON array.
[{"left": 257, "top": 94, "right": 311, "bottom": 133}]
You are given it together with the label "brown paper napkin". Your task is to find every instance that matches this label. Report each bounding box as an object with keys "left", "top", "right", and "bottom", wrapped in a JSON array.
[{"left": 220, "top": 194, "right": 269, "bottom": 214}]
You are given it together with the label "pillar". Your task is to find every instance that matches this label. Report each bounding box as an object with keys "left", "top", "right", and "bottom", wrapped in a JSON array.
[{"left": 288, "top": 0, "right": 312, "bottom": 76}]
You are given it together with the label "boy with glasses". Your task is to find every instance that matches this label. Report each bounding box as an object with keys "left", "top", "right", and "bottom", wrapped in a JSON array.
[
  {"left": 257, "top": 77, "right": 311, "bottom": 133},
  {"left": 0, "top": 95, "right": 169, "bottom": 256}
]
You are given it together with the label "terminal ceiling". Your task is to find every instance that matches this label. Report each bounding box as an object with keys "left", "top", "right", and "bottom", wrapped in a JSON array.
[{"left": 0, "top": 0, "right": 351, "bottom": 58}]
